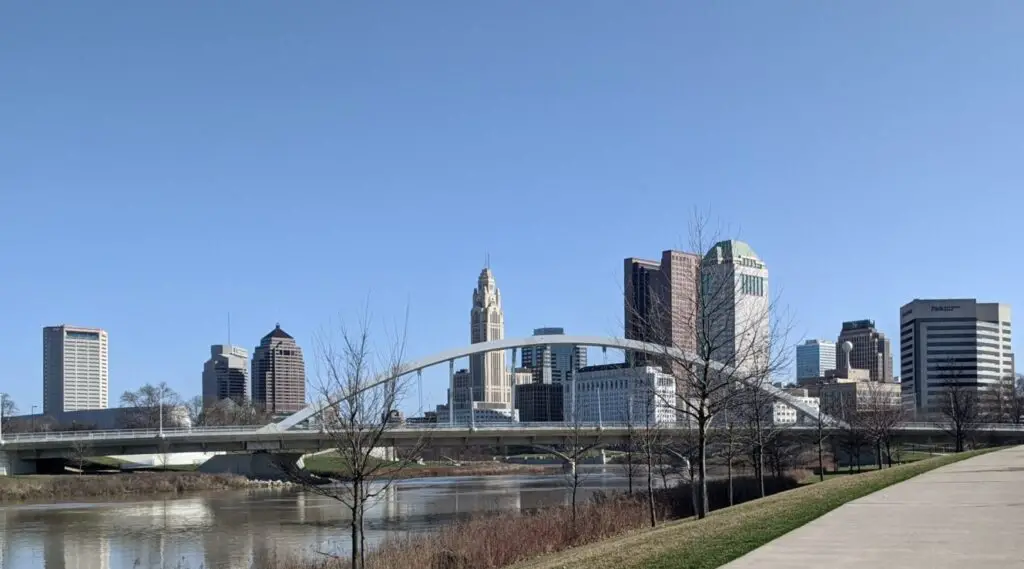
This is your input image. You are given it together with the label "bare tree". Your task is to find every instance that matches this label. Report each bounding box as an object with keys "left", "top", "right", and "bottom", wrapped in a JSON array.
[
  {"left": 627, "top": 212, "right": 791, "bottom": 519},
  {"left": 622, "top": 391, "right": 640, "bottom": 495},
  {"left": 282, "top": 310, "right": 424, "bottom": 569},
  {"left": 200, "top": 397, "right": 274, "bottom": 427},
  {"left": 559, "top": 394, "right": 602, "bottom": 530},
  {"left": 736, "top": 381, "right": 788, "bottom": 497},
  {"left": 811, "top": 398, "right": 831, "bottom": 481},
  {"left": 860, "top": 382, "right": 906, "bottom": 468},
  {"left": 119, "top": 382, "right": 181, "bottom": 429},
  {"left": 67, "top": 438, "right": 92, "bottom": 474},
  {"left": 934, "top": 360, "right": 983, "bottom": 453},
  {"left": 0, "top": 393, "right": 16, "bottom": 434},
  {"left": 714, "top": 398, "right": 745, "bottom": 505},
  {"left": 823, "top": 389, "right": 868, "bottom": 472},
  {"left": 185, "top": 395, "right": 206, "bottom": 427}
]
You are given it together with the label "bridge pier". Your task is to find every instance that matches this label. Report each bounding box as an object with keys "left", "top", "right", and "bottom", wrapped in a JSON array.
[
  {"left": 0, "top": 451, "right": 36, "bottom": 476},
  {"left": 198, "top": 452, "right": 306, "bottom": 480}
]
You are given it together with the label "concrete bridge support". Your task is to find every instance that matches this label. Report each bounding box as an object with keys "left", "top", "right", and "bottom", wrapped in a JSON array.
[
  {"left": 198, "top": 452, "right": 306, "bottom": 480},
  {"left": 0, "top": 451, "right": 36, "bottom": 476}
]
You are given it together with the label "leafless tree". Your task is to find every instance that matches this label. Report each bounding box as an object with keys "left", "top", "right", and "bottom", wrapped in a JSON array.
[
  {"left": 281, "top": 309, "right": 425, "bottom": 569},
  {"left": 714, "top": 398, "right": 745, "bottom": 505},
  {"left": 559, "top": 396, "right": 602, "bottom": 530},
  {"left": 626, "top": 212, "right": 790, "bottom": 519},
  {"left": 736, "top": 380, "right": 789, "bottom": 497},
  {"left": 811, "top": 398, "right": 831, "bottom": 481},
  {"left": 0, "top": 393, "right": 16, "bottom": 434},
  {"left": 823, "top": 389, "right": 868, "bottom": 472},
  {"left": 185, "top": 395, "right": 205, "bottom": 427},
  {"left": 860, "top": 382, "right": 906, "bottom": 468},
  {"left": 67, "top": 438, "right": 92, "bottom": 474},
  {"left": 195, "top": 396, "right": 275, "bottom": 427},
  {"left": 628, "top": 367, "right": 666, "bottom": 527},
  {"left": 119, "top": 382, "right": 181, "bottom": 429},
  {"left": 622, "top": 391, "right": 641, "bottom": 495},
  {"left": 934, "top": 359, "right": 983, "bottom": 453}
]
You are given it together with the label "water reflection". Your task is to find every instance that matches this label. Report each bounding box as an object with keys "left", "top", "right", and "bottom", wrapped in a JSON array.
[{"left": 1, "top": 468, "right": 640, "bottom": 569}]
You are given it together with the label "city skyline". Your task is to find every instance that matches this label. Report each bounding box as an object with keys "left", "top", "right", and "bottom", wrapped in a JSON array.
[{"left": 4, "top": 3, "right": 1024, "bottom": 414}]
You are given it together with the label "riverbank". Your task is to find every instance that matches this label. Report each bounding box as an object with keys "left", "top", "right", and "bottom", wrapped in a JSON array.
[
  {"left": 0, "top": 471, "right": 252, "bottom": 503},
  {"left": 303, "top": 455, "right": 561, "bottom": 480},
  {"left": 269, "top": 472, "right": 805, "bottom": 569}
]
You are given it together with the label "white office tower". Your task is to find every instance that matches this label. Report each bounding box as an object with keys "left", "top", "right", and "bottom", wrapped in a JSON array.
[
  {"left": 202, "top": 345, "right": 250, "bottom": 406},
  {"left": 43, "top": 325, "right": 109, "bottom": 414},
  {"left": 701, "top": 240, "right": 770, "bottom": 370},
  {"left": 470, "top": 266, "right": 508, "bottom": 406},
  {"left": 900, "top": 299, "right": 1014, "bottom": 414},
  {"left": 568, "top": 364, "right": 676, "bottom": 424},
  {"left": 796, "top": 340, "right": 837, "bottom": 381}
]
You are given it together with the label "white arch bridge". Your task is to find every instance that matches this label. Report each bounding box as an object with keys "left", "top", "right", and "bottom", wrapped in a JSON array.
[{"left": 265, "top": 334, "right": 831, "bottom": 432}]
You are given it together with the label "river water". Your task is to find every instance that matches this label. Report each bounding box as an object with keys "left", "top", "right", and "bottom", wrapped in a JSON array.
[{"left": 0, "top": 467, "right": 643, "bottom": 569}]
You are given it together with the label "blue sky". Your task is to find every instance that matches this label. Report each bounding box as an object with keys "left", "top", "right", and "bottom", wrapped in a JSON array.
[{"left": 1, "top": 2, "right": 1021, "bottom": 415}]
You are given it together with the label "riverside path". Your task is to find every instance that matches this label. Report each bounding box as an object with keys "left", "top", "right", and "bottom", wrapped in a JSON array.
[{"left": 723, "top": 445, "right": 1024, "bottom": 568}]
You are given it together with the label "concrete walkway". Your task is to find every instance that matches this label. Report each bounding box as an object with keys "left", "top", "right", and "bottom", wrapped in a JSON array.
[{"left": 723, "top": 446, "right": 1024, "bottom": 569}]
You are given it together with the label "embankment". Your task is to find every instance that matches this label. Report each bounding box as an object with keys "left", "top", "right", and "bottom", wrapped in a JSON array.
[{"left": 0, "top": 472, "right": 252, "bottom": 503}]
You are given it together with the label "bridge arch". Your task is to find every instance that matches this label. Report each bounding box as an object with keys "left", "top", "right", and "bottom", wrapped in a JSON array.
[{"left": 266, "top": 335, "right": 829, "bottom": 432}]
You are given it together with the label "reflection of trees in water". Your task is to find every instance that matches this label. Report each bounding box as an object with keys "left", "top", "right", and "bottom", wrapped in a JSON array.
[{"left": 0, "top": 473, "right": 648, "bottom": 569}]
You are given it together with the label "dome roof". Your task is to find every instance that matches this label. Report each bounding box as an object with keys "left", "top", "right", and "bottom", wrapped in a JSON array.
[{"left": 704, "top": 239, "right": 760, "bottom": 261}]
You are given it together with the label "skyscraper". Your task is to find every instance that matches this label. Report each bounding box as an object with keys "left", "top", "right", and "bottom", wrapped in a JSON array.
[
  {"left": 470, "top": 266, "right": 508, "bottom": 406},
  {"left": 796, "top": 339, "right": 837, "bottom": 380},
  {"left": 520, "top": 327, "right": 587, "bottom": 384},
  {"left": 837, "top": 320, "right": 893, "bottom": 382},
  {"left": 623, "top": 250, "right": 701, "bottom": 362},
  {"left": 251, "top": 324, "right": 306, "bottom": 415},
  {"left": 42, "top": 325, "right": 109, "bottom": 414},
  {"left": 900, "top": 299, "right": 1014, "bottom": 414},
  {"left": 701, "top": 240, "right": 770, "bottom": 368},
  {"left": 202, "top": 345, "right": 250, "bottom": 406}
]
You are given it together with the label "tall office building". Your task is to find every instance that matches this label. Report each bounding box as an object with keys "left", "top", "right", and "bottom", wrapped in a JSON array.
[
  {"left": 202, "top": 345, "right": 249, "bottom": 406},
  {"left": 624, "top": 250, "right": 701, "bottom": 364},
  {"left": 520, "top": 327, "right": 587, "bottom": 384},
  {"left": 796, "top": 339, "right": 837, "bottom": 380},
  {"left": 701, "top": 240, "right": 770, "bottom": 367},
  {"left": 470, "top": 266, "right": 508, "bottom": 406},
  {"left": 251, "top": 324, "right": 306, "bottom": 415},
  {"left": 837, "top": 320, "right": 893, "bottom": 382},
  {"left": 42, "top": 325, "right": 109, "bottom": 414},
  {"left": 900, "top": 299, "right": 1014, "bottom": 414}
]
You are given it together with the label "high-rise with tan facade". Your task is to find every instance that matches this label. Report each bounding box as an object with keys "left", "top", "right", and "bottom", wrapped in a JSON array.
[
  {"left": 470, "top": 267, "right": 508, "bottom": 406},
  {"left": 837, "top": 320, "right": 893, "bottom": 383},
  {"left": 251, "top": 324, "right": 306, "bottom": 415},
  {"left": 43, "top": 325, "right": 109, "bottom": 414},
  {"left": 623, "top": 250, "right": 701, "bottom": 361}
]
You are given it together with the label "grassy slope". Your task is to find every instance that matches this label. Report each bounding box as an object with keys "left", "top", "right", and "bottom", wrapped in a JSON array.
[{"left": 513, "top": 449, "right": 994, "bottom": 569}]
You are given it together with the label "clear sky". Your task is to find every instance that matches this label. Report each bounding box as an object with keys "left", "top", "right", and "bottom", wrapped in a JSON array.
[{"left": 1, "top": 2, "right": 1021, "bottom": 416}]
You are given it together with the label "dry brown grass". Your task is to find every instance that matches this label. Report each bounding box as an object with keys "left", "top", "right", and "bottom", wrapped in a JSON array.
[
  {"left": 0, "top": 472, "right": 251, "bottom": 502},
  {"left": 264, "top": 474, "right": 803, "bottom": 569}
]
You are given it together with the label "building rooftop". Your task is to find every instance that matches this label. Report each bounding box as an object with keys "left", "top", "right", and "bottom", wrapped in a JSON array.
[
  {"left": 262, "top": 324, "right": 293, "bottom": 341},
  {"left": 704, "top": 239, "right": 759, "bottom": 262}
]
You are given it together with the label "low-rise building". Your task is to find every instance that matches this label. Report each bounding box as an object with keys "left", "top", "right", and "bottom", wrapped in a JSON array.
[
  {"left": 567, "top": 364, "right": 676, "bottom": 424},
  {"left": 773, "top": 388, "right": 820, "bottom": 425},
  {"left": 515, "top": 382, "right": 564, "bottom": 422}
]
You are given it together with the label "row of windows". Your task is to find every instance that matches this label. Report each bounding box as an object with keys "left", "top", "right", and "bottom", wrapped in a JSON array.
[{"left": 740, "top": 274, "right": 766, "bottom": 296}]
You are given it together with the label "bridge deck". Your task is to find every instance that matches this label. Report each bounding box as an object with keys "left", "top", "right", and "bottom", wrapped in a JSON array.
[{"left": 723, "top": 445, "right": 1024, "bottom": 569}]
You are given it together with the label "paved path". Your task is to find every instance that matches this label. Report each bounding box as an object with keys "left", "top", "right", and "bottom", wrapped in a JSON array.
[{"left": 722, "top": 446, "right": 1024, "bottom": 569}]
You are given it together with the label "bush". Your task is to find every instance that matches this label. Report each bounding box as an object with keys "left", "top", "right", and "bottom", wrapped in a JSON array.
[{"left": 0, "top": 472, "right": 250, "bottom": 502}]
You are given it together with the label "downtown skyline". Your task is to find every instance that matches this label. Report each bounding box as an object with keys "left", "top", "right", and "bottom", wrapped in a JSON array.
[{"left": 3, "top": 3, "right": 1023, "bottom": 414}]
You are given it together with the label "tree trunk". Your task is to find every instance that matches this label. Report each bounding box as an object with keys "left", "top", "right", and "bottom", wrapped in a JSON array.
[
  {"left": 727, "top": 457, "right": 734, "bottom": 506},
  {"left": 646, "top": 449, "right": 656, "bottom": 527},
  {"left": 350, "top": 479, "right": 362, "bottom": 569},
  {"left": 817, "top": 437, "right": 825, "bottom": 482},
  {"left": 876, "top": 440, "right": 882, "bottom": 470},
  {"left": 697, "top": 426, "right": 709, "bottom": 518}
]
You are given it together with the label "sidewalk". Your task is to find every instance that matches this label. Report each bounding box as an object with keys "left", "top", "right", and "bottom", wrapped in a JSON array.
[{"left": 722, "top": 446, "right": 1024, "bottom": 569}]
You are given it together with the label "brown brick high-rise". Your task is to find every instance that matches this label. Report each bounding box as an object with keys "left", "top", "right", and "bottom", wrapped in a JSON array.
[{"left": 251, "top": 324, "right": 306, "bottom": 415}]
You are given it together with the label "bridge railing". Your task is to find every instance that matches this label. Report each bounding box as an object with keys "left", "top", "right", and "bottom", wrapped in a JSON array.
[{"left": 4, "top": 420, "right": 1024, "bottom": 444}]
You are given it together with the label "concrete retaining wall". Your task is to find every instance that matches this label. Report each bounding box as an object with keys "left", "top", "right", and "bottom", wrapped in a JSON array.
[{"left": 198, "top": 452, "right": 306, "bottom": 480}]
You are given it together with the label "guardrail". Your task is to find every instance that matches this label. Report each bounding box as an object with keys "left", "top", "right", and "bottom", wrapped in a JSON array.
[{"left": 4, "top": 420, "right": 1024, "bottom": 445}]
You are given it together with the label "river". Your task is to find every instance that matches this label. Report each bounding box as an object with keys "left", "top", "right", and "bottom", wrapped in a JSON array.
[{"left": 0, "top": 466, "right": 647, "bottom": 569}]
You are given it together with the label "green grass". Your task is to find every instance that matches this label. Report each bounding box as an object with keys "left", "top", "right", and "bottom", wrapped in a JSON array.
[{"left": 514, "top": 448, "right": 996, "bottom": 569}]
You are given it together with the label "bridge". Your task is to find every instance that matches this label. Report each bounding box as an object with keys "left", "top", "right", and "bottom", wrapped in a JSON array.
[
  {"left": 267, "top": 334, "right": 829, "bottom": 432},
  {"left": 4, "top": 422, "right": 1024, "bottom": 476},
  {"left": 2, "top": 334, "right": 1002, "bottom": 476}
]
